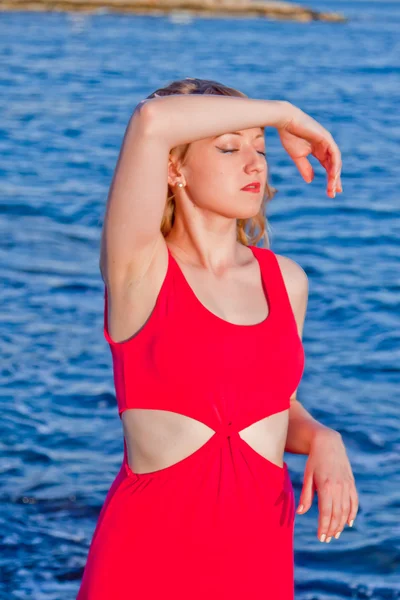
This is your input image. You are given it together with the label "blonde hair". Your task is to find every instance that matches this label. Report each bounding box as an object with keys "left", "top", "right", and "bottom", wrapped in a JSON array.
[{"left": 145, "top": 77, "right": 277, "bottom": 248}]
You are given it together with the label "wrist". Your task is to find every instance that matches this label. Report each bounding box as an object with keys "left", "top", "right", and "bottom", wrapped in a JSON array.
[
  {"left": 272, "top": 100, "right": 296, "bottom": 130},
  {"left": 310, "top": 426, "right": 342, "bottom": 449}
]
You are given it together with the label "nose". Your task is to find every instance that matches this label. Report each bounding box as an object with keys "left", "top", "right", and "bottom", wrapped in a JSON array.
[{"left": 244, "top": 148, "right": 266, "bottom": 173}]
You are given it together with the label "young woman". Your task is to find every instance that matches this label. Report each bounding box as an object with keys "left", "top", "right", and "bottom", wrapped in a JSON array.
[{"left": 76, "top": 78, "right": 358, "bottom": 599}]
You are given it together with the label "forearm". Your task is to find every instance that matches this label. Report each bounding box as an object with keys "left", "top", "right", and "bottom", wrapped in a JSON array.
[
  {"left": 284, "top": 399, "right": 340, "bottom": 455},
  {"left": 140, "top": 94, "right": 293, "bottom": 149}
]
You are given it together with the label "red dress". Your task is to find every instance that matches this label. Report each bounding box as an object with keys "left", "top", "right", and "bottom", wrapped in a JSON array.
[{"left": 76, "top": 244, "right": 305, "bottom": 599}]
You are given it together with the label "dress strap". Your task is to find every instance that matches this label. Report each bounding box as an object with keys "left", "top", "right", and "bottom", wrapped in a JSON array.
[{"left": 250, "top": 245, "right": 298, "bottom": 327}]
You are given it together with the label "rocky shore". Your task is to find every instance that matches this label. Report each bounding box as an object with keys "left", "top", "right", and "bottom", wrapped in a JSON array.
[{"left": 0, "top": 0, "right": 347, "bottom": 23}]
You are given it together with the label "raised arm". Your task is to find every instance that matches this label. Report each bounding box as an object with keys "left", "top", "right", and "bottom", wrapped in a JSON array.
[
  {"left": 141, "top": 95, "right": 290, "bottom": 149},
  {"left": 99, "top": 95, "right": 292, "bottom": 288},
  {"left": 99, "top": 92, "right": 341, "bottom": 342}
]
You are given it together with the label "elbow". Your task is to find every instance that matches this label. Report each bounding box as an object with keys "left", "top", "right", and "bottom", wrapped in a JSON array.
[
  {"left": 130, "top": 98, "right": 160, "bottom": 138},
  {"left": 131, "top": 97, "right": 174, "bottom": 144}
]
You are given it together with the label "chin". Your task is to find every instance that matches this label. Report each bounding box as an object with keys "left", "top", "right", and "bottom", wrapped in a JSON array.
[
  {"left": 216, "top": 197, "right": 263, "bottom": 220},
  {"left": 235, "top": 203, "right": 262, "bottom": 220}
]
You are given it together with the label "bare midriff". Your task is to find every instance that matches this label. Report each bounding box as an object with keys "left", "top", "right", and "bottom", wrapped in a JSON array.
[{"left": 121, "top": 408, "right": 289, "bottom": 476}]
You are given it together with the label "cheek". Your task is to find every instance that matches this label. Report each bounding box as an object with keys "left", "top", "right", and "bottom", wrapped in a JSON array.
[{"left": 190, "top": 163, "right": 235, "bottom": 198}]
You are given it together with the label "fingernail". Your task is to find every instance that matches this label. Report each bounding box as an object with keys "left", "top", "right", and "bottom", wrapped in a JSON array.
[
  {"left": 326, "top": 537, "right": 332, "bottom": 543},
  {"left": 334, "top": 532, "right": 341, "bottom": 539},
  {"left": 296, "top": 505, "right": 304, "bottom": 513},
  {"left": 320, "top": 534, "right": 326, "bottom": 542},
  {"left": 332, "top": 190, "right": 336, "bottom": 198},
  {"left": 349, "top": 519, "right": 354, "bottom": 527}
]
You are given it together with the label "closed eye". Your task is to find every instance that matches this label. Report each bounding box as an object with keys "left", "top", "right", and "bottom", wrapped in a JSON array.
[{"left": 218, "top": 148, "right": 266, "bottom": 157}]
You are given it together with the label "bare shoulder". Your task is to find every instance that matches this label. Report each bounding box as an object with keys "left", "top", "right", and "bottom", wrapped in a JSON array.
[
  {"left": 274, "top": 251, "right": 308, "bottom": 335},
  {"left": 274, "top": 253, "right": 308, "bottom": 298}
]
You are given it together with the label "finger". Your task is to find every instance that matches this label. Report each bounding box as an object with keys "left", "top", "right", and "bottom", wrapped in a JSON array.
[
  {"left": 296, "top": 471, "right": 315, "bottom": 515},
  {"left": 334, "top": 482, "right": 351, "bottom": 540},
  {"left": 324, "top": 139, "right": 341, "bottom": 197},
  {"left": 328, "top": 169, "right": 341, "bottom": 198},
  {"left": 327, "top": 165, "right": 340, "bottom": 198},
  {"left": 292, "top": 156, "right": 314, "bottom": 183},
  {"left": 347, "top": 480, "right": 359, "bottom": 527},
  {"left": 293, "top": 156, "right": 314, "bottom": 183},
  {"left": 317, "top": 479, "right": 333, "bottom": 542},
  {"left": 328, "top": 133, "right": 342, "bottom": 178},
  {"left": 325, "top": 481, "right": 344, "bottom": 542},
  {"left": 332, "top": 168, "right": 342, "bottom": 196}
]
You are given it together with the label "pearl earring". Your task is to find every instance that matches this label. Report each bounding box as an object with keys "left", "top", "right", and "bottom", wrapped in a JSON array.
[{"left": 177, "top": 182, "right": 184, "bottom": 188}]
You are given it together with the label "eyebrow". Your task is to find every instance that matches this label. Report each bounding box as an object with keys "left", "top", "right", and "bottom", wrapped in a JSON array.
[{"left": 213, "top": 132, "right": 265, "bottom": 140}]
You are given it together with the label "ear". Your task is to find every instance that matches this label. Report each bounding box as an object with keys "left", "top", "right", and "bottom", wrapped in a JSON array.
[{"left": 167, "top": 151, "right": 185, "bottom": 189}]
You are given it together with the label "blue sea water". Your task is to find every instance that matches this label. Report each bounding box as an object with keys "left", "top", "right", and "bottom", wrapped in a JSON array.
[{"left": 0, "top": 1, "right": 399, "bottom": 598}]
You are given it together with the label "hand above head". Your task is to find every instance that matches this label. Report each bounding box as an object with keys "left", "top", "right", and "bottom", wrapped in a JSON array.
[{"left": 277, "top": 105, "right": 343, "bottom": 199}]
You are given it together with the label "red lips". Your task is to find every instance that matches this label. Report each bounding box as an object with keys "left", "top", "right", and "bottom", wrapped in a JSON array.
[{"left": 241, "top": 182, "right": 261, "bottom": 192}]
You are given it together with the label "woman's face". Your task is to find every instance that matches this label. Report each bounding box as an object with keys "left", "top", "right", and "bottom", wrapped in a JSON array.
[{"left": 171, "top": 126, "right": 268, "bottom": 220}]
